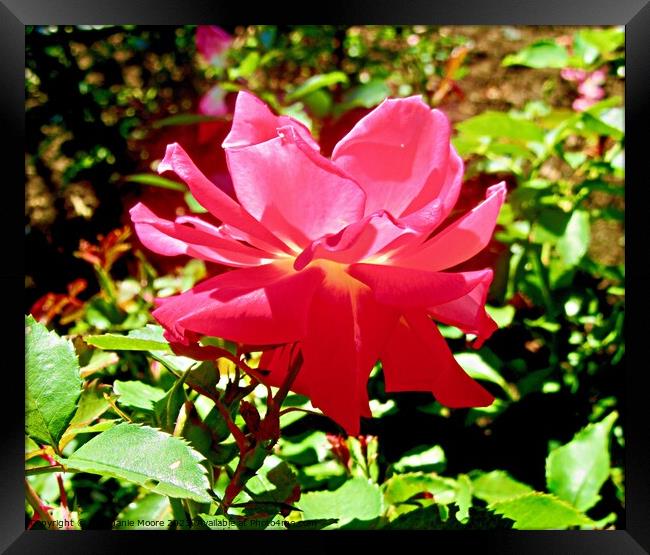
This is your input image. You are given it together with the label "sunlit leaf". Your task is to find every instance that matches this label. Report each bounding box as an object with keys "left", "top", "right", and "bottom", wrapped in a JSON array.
[
  {"left": 546, "top": 412, "right": 618, "bottom": 512},
  {"left": 25, "top": 315, "right": 82, "bottom": 448},
  {"left": 490, "top": 492, "right": 594, "bottom": 529},
  {"left": 64, "top": 423, "right": 212, "bottom": 502}
]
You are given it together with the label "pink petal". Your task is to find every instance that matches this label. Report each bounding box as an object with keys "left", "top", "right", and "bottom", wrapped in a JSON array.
[
  {"left": 348, "top": 263, "right": 492, "bottom": 309},
  {"left": 380, "top": 311, "right": 494, "bottom": 407},
  {"left": 199, "top": 86, "right": 228, "bottom": 116},
  {"left": 331, "top": 96, "right": 452, "bottom": 218},
  {"left": 270, "top": 277, "right": 397, "bottom": 435},
  {"left": 222, "top": 91, "right": 320, "bottom": 151},
  {"left": 392, "top": 182, "right": 507, "bottom": 271},
  {"left": 225, "top": 126, "right": 366, "bottom": 249},
  {"left": 573, "top": 97, "right": 597, "bottom": 112},
  {"left": 196, "top": 25, "right": 232, "bottom": 64},
  {"left": 130, "top": 202, "right": 275, "bottom": 267},
  {"left": 153, "top": 262, "right": 325, "bottom": 346},
  {"left": 399, "top": 147, "right": 464, "bottom": 232},
  {"left": 560, "top": 68, "right": 587, "bottom": 82},
  {"left": 302, "top": 281, "right": 398, "bottom": 435},
  {"left": 428, "top": 269, "right": 498, "bottom": 348},
  {"left": 293, "top": 210, "right": 417, "bottom": 270},
  {"left": 158, "top": 142, "right": 289, "bottom": 255},
  {"left": 577, "top": 80, "right": 605, "bottom": 100}
]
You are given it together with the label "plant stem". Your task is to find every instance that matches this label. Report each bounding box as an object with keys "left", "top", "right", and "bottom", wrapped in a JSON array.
[{"left": 24, "top": 478, "right": 58, "bottom": 529}]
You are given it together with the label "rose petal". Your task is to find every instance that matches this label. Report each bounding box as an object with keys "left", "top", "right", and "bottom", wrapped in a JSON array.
[
  {"left": 332, "top": 96, "right": 452, "bottom": 217},
  {"left": 158, "top": 142, "right": 289, "bottom": 255},
  {"left": 153, "top": 262, "right": 325, "bottom": 345},
  {"left": 282, "top": 274, "right": 397, "bottom": 435},
  {"left": 428, "top": 269, "right": 498, "bottom": 348},
  {"left": 294, "top": 210, "right": 417, "bottom": 270},
  {"left": 348, "top": 263, "right": 492, "bottom": 309},
  {"left": 392, "top": 182, "right": 507, "bottom": 271},
  {"left": 399, "top": 147, "right": 463, "bottom": 232},
  {"left": 222, "top": 90, "right": 320, "bottom": 151},
  {"left": 380, "top": 311, "right": 494, "bottom": 407},
  {"left": 130, "top": 202, "right": 275, "bottom": 267},
  {"left": 225, "top": 126, "right": 366, "bottom": 250}
]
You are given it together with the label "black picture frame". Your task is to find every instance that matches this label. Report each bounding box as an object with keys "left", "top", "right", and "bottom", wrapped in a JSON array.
[{"left": 8, "top": 1, "right": 649, "bottom": 552}]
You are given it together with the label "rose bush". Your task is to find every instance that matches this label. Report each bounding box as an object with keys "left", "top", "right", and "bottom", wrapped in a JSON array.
[{"left": 130, "top": 91, "right": 506, "bottom": 434}]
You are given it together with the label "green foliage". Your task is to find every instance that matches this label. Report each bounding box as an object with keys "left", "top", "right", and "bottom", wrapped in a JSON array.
[
  {"left": 546, "top": 412, "right": 618, "bottom": 511},
  {"left": 64, "top": 423, "right": 212, "bottom": 503},
  {"left": 85, "top": 325, "right": 172, "bottom": 352},
  {"left": 502, "top": 40, "right": 569, "bottom": 68},
  {"left": 490, "top": 492, "right": 595, "bottom": 529},
  {"left": 471, "top": 470, "right": 533, "bottom": 504},
  {"left": 386, "top": 505, "right": 514, "bottom": 530},
  {"left": 114, "top": 380, "right": 166, "bottom": 412},
  {"left": 297, "top": 478, "right": 383, "bottom": 529},
  {"left": 503, "top": 28, "right": 624, "bottom": 69},
  {"left": 392, "top": 445, "right": 446, "bottom": 474},
  {"left": 113, "top": 492, "right": 172, "bottom": 529},
  {"left": 25, "top": 315, "right": 82, "bottom": 448}
]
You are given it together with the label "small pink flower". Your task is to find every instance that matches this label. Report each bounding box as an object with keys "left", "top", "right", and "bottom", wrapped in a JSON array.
[
  {"left": 199, "top": 85, "right": 229, "bottom": 117},
  {"left": 561, "top": 67, "right": 607, "bottom": 112},
  {"left": 560, "top": 68, "right": 587, "bottom": 82},
  {"left": 572, "top": 97, "right": 599, "bottom": 112},
  {"left": 196, "top": 25, "right": 233, "bottom": 66},
  {"left": 130, "top": 92, "right": 506, "bottom": 434},
  {"left": 578, "top": 69, "right": 607, "bottom": 100}
]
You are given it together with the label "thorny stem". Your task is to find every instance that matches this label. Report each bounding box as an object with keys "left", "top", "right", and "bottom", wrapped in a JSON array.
[
  {"left": 219, "top": 347, "right": 304, "bottom": 515},
  {"left": 43, "top": 452, "right": 73, "bottom": 529},
  {"left": 24, "top": 478, "right": 58, "bottom": 529}
]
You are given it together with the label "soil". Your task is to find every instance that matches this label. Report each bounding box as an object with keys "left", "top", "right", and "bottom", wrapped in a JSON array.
[{"left": 440, "top": 25, "right": 625, "bottom": 268}]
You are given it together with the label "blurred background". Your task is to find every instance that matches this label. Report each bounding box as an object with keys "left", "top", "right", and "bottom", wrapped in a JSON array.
[{"left": 25, "top": 25, "right": 625, "bottom": 529}]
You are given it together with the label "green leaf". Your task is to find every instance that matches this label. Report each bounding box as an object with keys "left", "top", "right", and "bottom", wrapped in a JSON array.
[
  {"left": 25, "top": 315, "right": 82, "bottom": 448},
  {"left": 228, "top": 51, "right": 260, "bottom": 80},
  {"left": 285, "top": 71, "right": 348, "bottom": 102},
  {"left": 154, "top": 377, "right": 188, "bottom": 433},
  {"left": 546, "top": 412, "right": 618, "bottom": 512},
  {"left": 183, "top": 191, "right": 208, "bottom": 213},
  {"left": 124, "top": 173, "right": 186, "bottom": 191},
  {"left": 455, "top": 474, "right": 473, "bottom": 523},
  {"left": 278, "top": 431, "right": 329, "bottom": 466},
  {"left": 114, "top": 380, "right": 167, "bottom": 412},
  {"left": 576, "top": 28, "right": 624, "bottom": 58},
  {"left": 485, "top": 305, "right": 516, "bottom": 328},
  {"left": 393, "top": 445, "right": 446, "bottom": 474},
  {"left": 113, "top": 492, "right": 172, "bottom": 529},
  {"left": 557, "top": 210, "right": 590, "bottom": 267},
  {"left": 85, "top": 325, "right": 172, "bottom": 352},
  {"left": 457, "top": 111, "right": 545, "bottom": 142},
  {"left": 246, "top": 460, "right": 299, "bottom": 506},
  {"left": 386, "top": 505, "right": 513, "bottom": 530},
  {"left": 454, "top": 352, "right": 509, "bottom": 395},
  {"left": 471, "top": 470, "right": 533, "bottom": 504},
  {"left": 65, "top": 423, "right": 212, "bottom": 502},
  {"left": 383, "top": 473, "right": 457, "bottom": 506},
  {"left": 502, "top": 40, "right": 569, "bottom": 68},
  {"left": 336, "top": 79, "right": 390, "bottom": 113},
  {"left": 490, "top": 492, "right": 595, "bottom": 529},
  {"left": 297, "top": 477, "right": 383, "bottom": 528}
]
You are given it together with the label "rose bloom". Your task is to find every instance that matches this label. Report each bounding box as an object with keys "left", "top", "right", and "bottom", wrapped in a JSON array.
[{"left": 130, "top": 91, "right": 506, "bottom": 434}]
